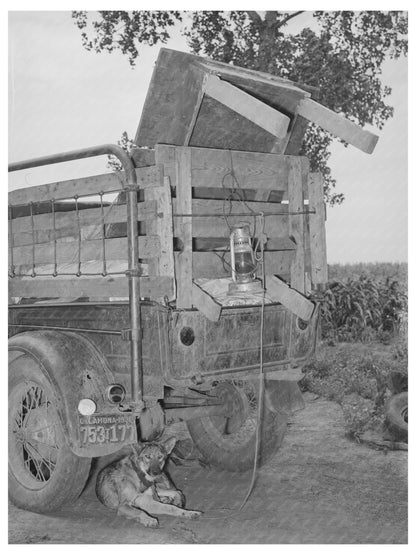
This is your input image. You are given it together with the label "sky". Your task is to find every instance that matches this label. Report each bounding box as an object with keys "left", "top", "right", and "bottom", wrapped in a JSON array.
[{"left": 8, "top": 10, "right": 408, "bottom": 264}]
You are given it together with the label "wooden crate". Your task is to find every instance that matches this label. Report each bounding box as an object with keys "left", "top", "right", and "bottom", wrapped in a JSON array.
[{"left": 152, "top": 144, "right": 327, "bottom": 309}]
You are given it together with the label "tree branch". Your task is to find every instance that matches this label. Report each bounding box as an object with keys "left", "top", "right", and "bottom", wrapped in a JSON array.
[
  {"left": 246, "top": 11, "right": 263, "bottom": 27},
  {"left": 276, "top": 11, "right": 304, "bottom": 30}
]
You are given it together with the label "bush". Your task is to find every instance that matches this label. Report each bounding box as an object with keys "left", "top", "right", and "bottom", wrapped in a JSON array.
[{"left": 320, "top": 276, "right": 407, "bottom": 342}]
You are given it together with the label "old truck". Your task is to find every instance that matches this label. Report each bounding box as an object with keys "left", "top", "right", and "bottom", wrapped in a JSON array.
[{"left": 8, "top": 49, "right": 378, "bottom": 513}]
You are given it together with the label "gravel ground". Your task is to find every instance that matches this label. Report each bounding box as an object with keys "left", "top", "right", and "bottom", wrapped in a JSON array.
[{"left": 8, "top": 392, "right": 407, "bottom": 544}]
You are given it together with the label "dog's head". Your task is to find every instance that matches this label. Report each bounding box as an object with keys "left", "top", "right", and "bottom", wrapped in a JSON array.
[{"left": 132, "top": 437, "right": 176, "bottom": 481}]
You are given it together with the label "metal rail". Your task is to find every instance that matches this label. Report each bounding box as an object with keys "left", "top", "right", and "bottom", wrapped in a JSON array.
[{"left": 9, "top": 145, "right": 144, "bottom": 409}]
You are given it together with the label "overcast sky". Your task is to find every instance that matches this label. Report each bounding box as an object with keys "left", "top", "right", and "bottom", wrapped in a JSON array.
[{"left": 8, "top": 11, "right": 408, "bottom": 264}]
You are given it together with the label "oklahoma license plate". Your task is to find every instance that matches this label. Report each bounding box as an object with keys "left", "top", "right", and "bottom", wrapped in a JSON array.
[{"left": 78, "top": 413, "right": 137, "bottom": 446}]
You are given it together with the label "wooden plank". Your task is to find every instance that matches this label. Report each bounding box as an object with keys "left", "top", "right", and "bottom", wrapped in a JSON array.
[
  {"left": 297, "top": 98, "right": 379, "bottom": 154},
  {"left": 192, "top": 282, "right": 222, "bottom": 322},
  {"left": 11, "top": 226, "right": 105, "bottom": 247},
  {"left": 265, "top": 275, "right": 314, "bottom": 321},
  {"left": 20, "top": 201, "right": 155, "bottom": 232},
  {"left": 9, "top": 201, "right": 157, "bottom": 235},
  {"left": 9, "top": 166, "right": 163, "bottom": 205},
  {"left": 11, "top": 236, "right": 160, "bottom": 266},
  {"left": 189, "top": 251, "right": 294, "bottom": 279},
  {"left": 308, "top": 172, "right": 328, "bottom": 288},
  {"left": 190, "top": 237, "right": 296, "bottom": 252},
  {"left": 204, "top": 75, "right": 290, "bottom": 139},
  {"left": 145, "top": 177, "right": 176, "bottom": 300},
  {"left": 288, "top": 158, "right": 305, "bottom": 293},
  {"left": 159, "top": 144, "right": 308, "bottom": 192},
  {"left": 9, "top": 275, "right": 174, "bottom": 300},
  {"left": 176, "top": 215, "right": 288, "bottom": 240},
  {"left": 175, "top": 148, "right": 193, "bottom": 307}
]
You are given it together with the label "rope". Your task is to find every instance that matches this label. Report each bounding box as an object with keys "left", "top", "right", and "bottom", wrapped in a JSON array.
[{"left": 238, "top": 214, "right": 267, "bottom": 511}]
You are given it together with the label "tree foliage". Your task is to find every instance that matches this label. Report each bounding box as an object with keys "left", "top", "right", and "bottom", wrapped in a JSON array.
[{"left": 72, "top": 10, "right": 407, "bottom": 204}]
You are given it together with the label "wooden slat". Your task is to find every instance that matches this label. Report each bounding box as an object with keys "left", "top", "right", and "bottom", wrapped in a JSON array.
[
  {"left": 297, "top": 98, "right": 379, "bottom": 154},
  {"left": 190, "top": 237, "right": 296, "bottom": 252},
  {"left": 265, "top": 275, "right": 314, "bottom": 321},
  {"left": 9, "top": 166, "right": 163, "bottom": 205},
  {"left": 145, "top": 176, "right": 175, "bottom": 300},
  {"left": 308, "top": 172, "right": 328, "bottom": 288},
  {"left": 204, "top": 75, "right": 290, "bottom": 139},
  {"left": 288, "top": 158, "right": 305, "bottom": 293},
  {"left": 174, "top": 212, "right": 289, "bottom": 239},
  {"left": 189, "top": 251, "right": 294, "bottom": 279},
  {"left": 159, "top": 144, "right": 308, "bottom": 192},
  {"left": 9, "top": 201, "right": 156, "bottom": 236},
  {"left": 11, "top": 236, "right": 160, "bottom": 266},
  {"left": 9, "top": 275, "right": 174, "bottom": 300},
  {"left": 175, "top": 148, "right": 193, "bottom": 308},
  {"left": 192, "top": 282, "right": 222, "bottom": 322}
]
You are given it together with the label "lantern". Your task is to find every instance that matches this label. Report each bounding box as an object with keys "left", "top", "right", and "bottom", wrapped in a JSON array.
[{"left": 228, "top": 224, "right": 263, "bottom": 295}]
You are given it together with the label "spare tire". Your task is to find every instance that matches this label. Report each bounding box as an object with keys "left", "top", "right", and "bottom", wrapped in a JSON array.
[{"left": 385, "top": 392, "right": 408, "bottom": 442}]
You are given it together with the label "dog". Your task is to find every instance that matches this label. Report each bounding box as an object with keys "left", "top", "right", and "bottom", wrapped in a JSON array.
[{"left": 95, "top": 437, "right": 202, "bottom": 527}]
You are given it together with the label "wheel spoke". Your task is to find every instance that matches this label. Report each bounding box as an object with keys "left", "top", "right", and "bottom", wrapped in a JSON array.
[{"left": 12, "top": 382, "right": 59, "bottom": 484}]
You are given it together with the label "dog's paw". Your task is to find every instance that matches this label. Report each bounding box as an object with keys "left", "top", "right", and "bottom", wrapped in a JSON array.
[
  {"left": 185, "top": 510, "right": 203, "bottom": 520},
  {"left": 141, "top": 515, "right": 159, "bottom": 528}
]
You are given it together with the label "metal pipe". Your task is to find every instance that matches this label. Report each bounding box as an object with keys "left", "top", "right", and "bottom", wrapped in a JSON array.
[
  {"left": 9, "top": 144, "right": 144, "bottom": 409},
  {"left": 8, "top": 144, "right": 137, "bottom": 185}
]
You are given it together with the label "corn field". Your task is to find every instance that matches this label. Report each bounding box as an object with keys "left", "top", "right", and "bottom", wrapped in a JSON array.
[{"left": 321, "top": 275, "right": 408, "bottom": 342}]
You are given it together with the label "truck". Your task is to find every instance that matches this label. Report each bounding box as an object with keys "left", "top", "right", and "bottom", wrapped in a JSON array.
[{"left": 8, "top": 49, "right": 378, "bottom": 513}]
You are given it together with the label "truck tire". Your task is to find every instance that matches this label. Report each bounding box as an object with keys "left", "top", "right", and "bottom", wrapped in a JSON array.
[
  {"left": 186, "top": 380, "right": 288, "bottom": 471},
  {"left": 8, "top": 348, "right": 91, "bottom": 513},
  {"left": 385, "top": 392, "right": 408, "bottom": 442}
]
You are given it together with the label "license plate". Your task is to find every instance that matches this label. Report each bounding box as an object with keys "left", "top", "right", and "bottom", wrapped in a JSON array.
[{"left": 78, "top": 413, "right": 137, "bottom": 446}]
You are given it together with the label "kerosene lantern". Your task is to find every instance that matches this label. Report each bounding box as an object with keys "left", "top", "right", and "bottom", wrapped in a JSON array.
[{"left": 228, "top": 223, "right": 263, "bottom": 295}]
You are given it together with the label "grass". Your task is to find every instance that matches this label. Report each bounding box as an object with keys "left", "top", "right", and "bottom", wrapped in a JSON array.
[{"left": 300, "top": 335, "right": 408, "bottom": 439}]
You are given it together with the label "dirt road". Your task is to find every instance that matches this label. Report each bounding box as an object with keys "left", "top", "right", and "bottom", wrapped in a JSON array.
[{"left": 8, "top": 392, "right": 407, "bottom": 544}]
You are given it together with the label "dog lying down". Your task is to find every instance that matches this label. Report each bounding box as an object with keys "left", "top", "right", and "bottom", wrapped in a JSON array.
[{"left": 96, "top": 437, "right": 202, "bottom": 527}]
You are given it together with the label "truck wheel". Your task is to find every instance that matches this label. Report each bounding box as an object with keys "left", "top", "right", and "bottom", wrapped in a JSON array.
[
  {"left": 186, "top": 380, "right": 287, "bottom": 471},
  {"left": 385, "top": 392, "right": 408, "bottom": 442},
  {"left": 8, "top": 351, "right": 91, "bottom": 513}
]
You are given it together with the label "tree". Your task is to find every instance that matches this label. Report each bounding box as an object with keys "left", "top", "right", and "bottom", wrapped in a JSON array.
[{"left": 72, "top": 10, "right": 408, "bottom": 204}]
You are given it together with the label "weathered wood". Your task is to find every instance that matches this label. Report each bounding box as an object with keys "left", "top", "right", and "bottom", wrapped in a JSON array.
[
  {"left": 10, "top": 260, "right": 147, "bottom": 277},
  {"left": 159, "top": 144, "right": 308, "bottom": 192},
  {"left": 190, "top": 251, "right": 293, "bottom": 279},
  {"left": 192, "top": 282, "right": 222, "bottom": 322},
  {"left": 204, "top": 75, "right": 291, "bottom": 139},
  {"left": 9, "top": 166, "right": 163, "bottom": 205},
  {"left": 135, "top": 48, "right": 308, "bottom": 152},
  {"left": 9, "top": 275, "right": 174, "bottom": 300},
  {"left": 288, "top": 158, "right": 305, "bottom": 293},
  {"left": 265, "top": 275, "right": 314, "bottom": 321},
  {"left": 145, "top": 176, "right": 176, "bottom": 299},
  {"left": 11, "top": 236, "right": 160, "bottom": 266},
  {"left": 181, "top": 198, "right": 290, "bottom": 216},
  {"left": 175, "top": 148, "right": 193, "bottom": 307},
  {"left": 176, "top": 214, "right": 289, "bottom": 240},
  {"left": 189, "top": 237, "right": 296, "bottom": 252},
  {"left": 297, "top": 98, "right": 379, "bottom": 154},
  {"left": 9, "top": 201, "right": 157, "bottom": 235},
  {"left": 308, "top": 172, "right": 328, "bottom": 287},
  {"left": 184, "top": 74, "right": 208, "bottom": 146}
]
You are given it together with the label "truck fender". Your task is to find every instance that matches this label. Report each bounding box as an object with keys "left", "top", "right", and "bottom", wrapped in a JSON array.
[{"left": 8, "top": 330, "right": 116, "bottom": 455}]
